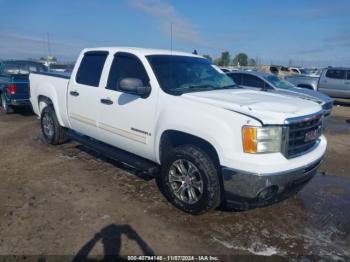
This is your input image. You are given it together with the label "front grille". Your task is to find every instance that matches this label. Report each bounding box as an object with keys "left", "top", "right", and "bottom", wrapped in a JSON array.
[{"left": 286, "top": 114, "right": 323, "bottom": 158}]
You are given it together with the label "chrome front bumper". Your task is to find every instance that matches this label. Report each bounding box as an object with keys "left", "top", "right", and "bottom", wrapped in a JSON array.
[{"left": 221, "top": 157, "right": 323, "bottom": 210}]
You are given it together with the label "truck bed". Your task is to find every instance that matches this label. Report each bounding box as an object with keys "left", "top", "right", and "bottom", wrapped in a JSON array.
[
  {"left": 29, "top": 71, "right": 71, "bottom": 128},
  {"left": 30, "top": 71, "right": 71, "bottom": 79}
]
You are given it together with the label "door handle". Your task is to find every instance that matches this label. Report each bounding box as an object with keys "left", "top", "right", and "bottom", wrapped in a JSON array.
[
  {"left": 345, "top": 81, "right": 349, "bottom": 85},
  {"left": 100, "top": 98, "right": 113, "bottom": 105},
  {"left": 70, "top": 91, "right": 79, "bottom": 97}
]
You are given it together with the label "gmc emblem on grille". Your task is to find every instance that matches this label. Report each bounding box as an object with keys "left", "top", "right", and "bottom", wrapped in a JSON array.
[{"left": 304, "top": 127, "right": 322, "bottom": 142}]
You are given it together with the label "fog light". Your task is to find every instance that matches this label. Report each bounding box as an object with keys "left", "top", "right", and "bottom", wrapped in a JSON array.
[{"left": 258, "top": 185, "right": 279, "bottom": 200}]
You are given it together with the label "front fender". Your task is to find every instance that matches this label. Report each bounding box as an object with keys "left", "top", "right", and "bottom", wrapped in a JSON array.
[{"left": 153, "top": 99, "right": 261, "bottom": 165}]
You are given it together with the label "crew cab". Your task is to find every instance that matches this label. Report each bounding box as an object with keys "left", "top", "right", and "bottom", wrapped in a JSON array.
[
  {"left": 29, "top": 47, "right": 327, "bottom": 214},
  {"left": 0, "top": 60, "right": 47, "bottom": 113}
]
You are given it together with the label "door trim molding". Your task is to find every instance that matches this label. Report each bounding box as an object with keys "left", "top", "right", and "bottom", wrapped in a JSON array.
[{"left": 69, "top": 113, "right": 146, "bottom": 144}]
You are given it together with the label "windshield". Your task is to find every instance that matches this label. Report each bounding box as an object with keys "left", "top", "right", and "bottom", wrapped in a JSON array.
[
  {"left": 1, "top": 61, "right": 47, "bottom": 75},
  {"left": 146, "top": 55, "right": 236, "bottom": 94},
  {"left": 264, "top": 75, "right": 295, "bottom": 89}
]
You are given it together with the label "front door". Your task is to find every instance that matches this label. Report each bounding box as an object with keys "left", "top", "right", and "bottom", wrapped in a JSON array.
[{"left": 98, "top": 52, "right": 157, "bottom": 160}]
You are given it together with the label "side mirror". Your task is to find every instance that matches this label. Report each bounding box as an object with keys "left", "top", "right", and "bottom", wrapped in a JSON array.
[{"left": 119, "top": 78, "right": 151, "bottom": 98}]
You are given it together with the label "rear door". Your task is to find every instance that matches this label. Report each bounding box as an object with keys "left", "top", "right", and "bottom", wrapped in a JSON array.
[
  {"left": 318, "top": 69, "right": 348, "bottom": 98},
  {"left": 97, "top": 52, "right": 158, "bottom": 160},
  {"left": 67, "top": 51, "right": 108, "bottom": 138}
]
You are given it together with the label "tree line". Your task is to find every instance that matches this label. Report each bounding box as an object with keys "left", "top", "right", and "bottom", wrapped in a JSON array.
[{"left": 200, "top": 51, "right": 257, "bottom": 67}]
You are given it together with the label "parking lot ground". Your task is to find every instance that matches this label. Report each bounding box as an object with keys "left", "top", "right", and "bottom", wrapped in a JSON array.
[{"left": 0, "top": 104, "right": 349, "bottom": 260}]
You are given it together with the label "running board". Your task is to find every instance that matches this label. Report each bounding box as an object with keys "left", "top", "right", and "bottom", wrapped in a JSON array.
[{"left": 67, "top": 130, "right": 159, "bottom": 176}]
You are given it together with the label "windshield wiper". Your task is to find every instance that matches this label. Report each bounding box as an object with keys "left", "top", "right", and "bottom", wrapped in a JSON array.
[
  {"left": 172, "top": 84, "right": 216, "bottom": 93},
  {"left": 188, "top": 84, "right": 216, "bottom": 89},
  {"left": 170, "top": 84, "right": 235, "bottom": 95},
  {"left": 220, "top": 84, "right": 237, "bottom": 89}
]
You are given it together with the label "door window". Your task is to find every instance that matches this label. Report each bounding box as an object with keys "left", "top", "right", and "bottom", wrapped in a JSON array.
[
  {"left": 228, "top": 73, "right": 242, "bottom": 85},
  {"left": 241, "top": 74, "right": 265, "bottom": 88},
  {"left": 76, "top": 51, "right": 108, "bottom": 87},
  {"left": 325, "top": 69, "right": 346, "bottom": 80},
  {"left": 107, "top": 53, "right": 150, "bottom": 91},
  {"left": 347, "top": 71, "right": 350, "bottom": 80}
]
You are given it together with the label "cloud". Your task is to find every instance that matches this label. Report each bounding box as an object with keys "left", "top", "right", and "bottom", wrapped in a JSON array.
[
  {"left": 126, "top": 0, "right": 200, "bottom": 44},
  {"left": 324, "top": 33, "right": 350, "bottom": 45},
  {"left": 270, "top": 2, "right": 350, "bottom": 20},
  {"left": 0, "top": 32, "right": 86, "bottom": 60}
]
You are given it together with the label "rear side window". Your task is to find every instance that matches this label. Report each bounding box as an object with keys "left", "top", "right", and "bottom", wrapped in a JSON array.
[
  {"left": 241, "top": 74, "right": 265, "bottom": 88},
  {"left": 325, "top": 69, "right": 346, "bottom": 80},
  {"left": 107, "top": 52, "right": 149, "bottom": 91},
  {"left": 228, "top": 73, "right": 242, "bottom": 85},
  {"left": 76, "top": 51, "right": 108, "bottom": 87}
]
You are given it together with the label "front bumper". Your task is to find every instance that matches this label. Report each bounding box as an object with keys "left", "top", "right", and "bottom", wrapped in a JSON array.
[
  {"left": 221, "top": 157, "right": 323, "bottom": 210},
  {"left": 10, "top": 99, "right": 31, "bottom": 106}
]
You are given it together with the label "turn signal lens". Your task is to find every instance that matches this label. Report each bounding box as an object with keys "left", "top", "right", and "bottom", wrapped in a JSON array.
[
  {"left": 242, "top": 126, "right": 283, "bottom": 154},
  {"left": 242, "top": 127, "right": 257, "bottom": 153}
]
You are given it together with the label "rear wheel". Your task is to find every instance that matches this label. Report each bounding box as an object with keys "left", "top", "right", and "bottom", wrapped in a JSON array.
[
  {"left": 0, "top": 94, "right": 14, "bottom": 114},
  {"left": 41, "top": 106, "right": 69, "bottom": 145},
  {"left": 159, "top": 145, "right": 222, "bottom": 214}
]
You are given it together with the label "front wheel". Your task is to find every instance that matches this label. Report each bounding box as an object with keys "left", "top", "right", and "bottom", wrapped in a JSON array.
[
  {"left": 41, "top": 106, "right": 69, "bottom": 145},
  {"left": 159, "top": 145, "right": 222, "bottom": 214},
  {"left": 0, "top": 94, "right": 14, "bottom": 114}
]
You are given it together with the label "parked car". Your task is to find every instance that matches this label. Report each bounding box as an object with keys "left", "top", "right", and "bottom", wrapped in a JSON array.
[
  {"left": 318, "top": 67, "right": 350, "bottom": 99},
  {"left": 49, "top": 63, "right": 68, "bottom": 72},
  {"left": 289, "top": 67, "right": 304, "bottom": 75},
  {"left": 30, "top": 48, "right": 326, "bottom": 214},
  {"left": 289, "top": 67, "right": 321, "bottom": 77},
  {"left": 285, "top": 74, "right": 319, "bottom": 91},
  {"left": 0, "top": 60, "right": 47, "bottom": 113},
  {"left": 218, "top": 67, "right": 231, "bottom": 73},
  {"left": 228, "top": 71, "right": 333, "bottom": 117}
]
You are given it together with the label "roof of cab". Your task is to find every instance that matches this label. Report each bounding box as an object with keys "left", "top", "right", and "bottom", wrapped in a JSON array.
[{"left": 81, "top": 47, "right": 201, "bottom": 58}]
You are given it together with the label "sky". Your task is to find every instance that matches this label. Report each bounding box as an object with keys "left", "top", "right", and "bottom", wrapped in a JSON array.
[{"left": 0, "top": 0, "right": 349, "bottom": 67}]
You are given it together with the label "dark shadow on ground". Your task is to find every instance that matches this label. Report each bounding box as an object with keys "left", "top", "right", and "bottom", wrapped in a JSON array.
[
  {"left": 73, "top": 224, "right": 155, "bottom": 262},
  {"left": 76, "top": 145, "right": 155, "bottom": 181},
  {"left": 13, "top": 106, "right": 35, "bottom": 116}
]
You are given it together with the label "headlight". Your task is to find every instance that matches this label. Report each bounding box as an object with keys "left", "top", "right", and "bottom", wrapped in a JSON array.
[{"left": 242, "top": 126, "right": 283, "bottom": 154}]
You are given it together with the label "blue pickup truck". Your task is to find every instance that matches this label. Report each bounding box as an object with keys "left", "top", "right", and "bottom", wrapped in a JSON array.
[{"left": 0, "top": 60, "right": 47, "bottom": 113}]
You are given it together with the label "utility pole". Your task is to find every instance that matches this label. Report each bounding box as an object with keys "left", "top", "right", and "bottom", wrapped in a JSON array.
[{"left": 47, "top": 32, "right": 51, "bottom": 57}]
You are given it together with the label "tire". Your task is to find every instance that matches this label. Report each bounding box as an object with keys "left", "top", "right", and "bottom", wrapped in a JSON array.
[
  {"left": 159, "top": 145, "right": 222, "bottom": 214},
  {"left": 41, "top": 106, "right": 69, "bottom": 145},
  {"left": 0, "top": 93, "right": 14, "bottom": 114}
]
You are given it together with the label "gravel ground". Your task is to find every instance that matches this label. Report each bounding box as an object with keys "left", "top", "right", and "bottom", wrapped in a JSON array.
[{"left": 0, "top": 104, "right": 349, "bottom": 261}]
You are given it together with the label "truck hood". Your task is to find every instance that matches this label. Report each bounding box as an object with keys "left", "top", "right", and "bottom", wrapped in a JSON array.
[{"left": 182, "top": 89, "right": 322, "bottom": 125}]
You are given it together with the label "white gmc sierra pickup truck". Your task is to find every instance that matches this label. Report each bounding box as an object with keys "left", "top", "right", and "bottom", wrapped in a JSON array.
[{"left": 30, "top": 47, "right": 327, "bottom": 214}]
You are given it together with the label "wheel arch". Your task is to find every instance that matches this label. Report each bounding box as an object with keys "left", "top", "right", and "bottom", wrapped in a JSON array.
[
  {"left": 159, "top": 130, "right": 220, "bottom": 167},
  {"left": 37, "top": 95, "right": 64, "bottom": 126}
]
